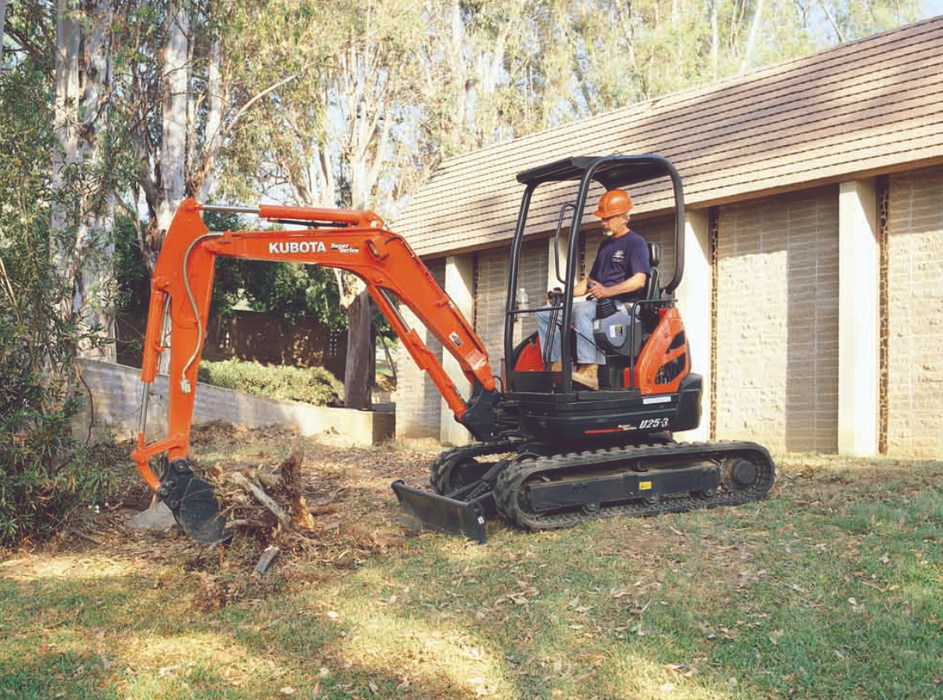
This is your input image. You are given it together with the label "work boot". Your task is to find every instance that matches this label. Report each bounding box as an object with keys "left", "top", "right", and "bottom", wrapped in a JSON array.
[
  {"left": 572, "top": 364, "right": 598, "bottom": 390},
  {"left": 550, "top": 362, "right": 563, "bottom": 371}
]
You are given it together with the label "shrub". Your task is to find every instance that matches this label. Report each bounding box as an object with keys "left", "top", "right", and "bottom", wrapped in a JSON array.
[
  {"left": 198, "top": 359, "right": 344, "bottom": 406},
  {"left": 0, "top": 277, "right": 111, "bottom": 545},
  {"left": 0, "top": 49, "right": 111, "bottom": 546}
]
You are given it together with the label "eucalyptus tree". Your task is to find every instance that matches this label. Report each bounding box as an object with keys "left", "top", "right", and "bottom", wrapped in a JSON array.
[
  {"left": 216, "top": 0, "right": 433, "bottom": 409},
  {"left": 1, "top": 0, "right": 7, "bottom": 67},
  {"left": 0, "top": 1, "right": 113, "bottom": 541},
  {"left": 50, "top": 0, "right": 118, "bottom": 360}
]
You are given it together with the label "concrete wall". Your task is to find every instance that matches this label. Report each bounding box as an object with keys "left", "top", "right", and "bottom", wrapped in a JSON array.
[
  {"left": 674, "top": 210, "right": 712, "bottom": 442},
  {"left": 886, "top": 166, "right": 943, "bottom": 456},
  {"left": 76, "top": 359, "right": 394, "bottom": 446},
  {"left": 394, "top": 259, "right": 447, "bottom": 440},
  {"left": 440, "top": 255, "right": 477, "bottom": 446}
]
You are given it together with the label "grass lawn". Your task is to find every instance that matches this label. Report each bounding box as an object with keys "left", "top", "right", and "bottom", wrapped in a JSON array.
[{"left": 1, "top": 437, "right": 941, "bottom": 700}]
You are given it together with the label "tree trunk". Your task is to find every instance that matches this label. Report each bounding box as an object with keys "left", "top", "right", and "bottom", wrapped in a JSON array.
[
  {"left": 153, "top": 0, "right": 190, "bottom": 246},
  {"left": 52, "top": 0, "right": 79, "bottom": 271},
  {"left": 197, "top": 36, "right": 224, "bottom": 201},
  {"left": 711, "top": 0, "right": 719, "bottom": 79},
  {"left": 344, "top": 289, "right": 372, "bottom": 409},
  {"left": 739, "top": 0, "right": 765, "bottom": 74},
  {"left": 1, "top": 0, "right": 7, "bottom": 69},
  {"left": 51, "top": 1, "right": 117, "bottom": 362},
  {"left": 142, "top": 0, "right": 189, "bottom": 372},
  {"left": 74, "top": 0, "right": 116, "bottom": 361}
]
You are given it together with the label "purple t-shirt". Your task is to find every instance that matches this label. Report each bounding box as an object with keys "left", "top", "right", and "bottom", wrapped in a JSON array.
[{"left": 589, "top": 231, "right": 651, "bottom": 302}]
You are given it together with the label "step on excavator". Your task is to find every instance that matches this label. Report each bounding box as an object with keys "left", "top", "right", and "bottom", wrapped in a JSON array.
[{"left": 131, "top": 154, "right": 775, "bottom": 544}]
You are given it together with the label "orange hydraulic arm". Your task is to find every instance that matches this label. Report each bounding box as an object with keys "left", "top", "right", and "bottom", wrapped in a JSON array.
[{"left": 131, "top": 198, "right": 498, "bottom": 492}]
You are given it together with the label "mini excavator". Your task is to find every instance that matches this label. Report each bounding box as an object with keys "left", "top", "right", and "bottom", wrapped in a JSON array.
[{"left": 131, "top": 154, "right": 775, "bottom": 543}]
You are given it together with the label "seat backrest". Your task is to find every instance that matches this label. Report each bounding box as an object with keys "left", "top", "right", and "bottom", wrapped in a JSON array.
[{"left": 644, "top": 241, "right": 661, "bottom": 300}]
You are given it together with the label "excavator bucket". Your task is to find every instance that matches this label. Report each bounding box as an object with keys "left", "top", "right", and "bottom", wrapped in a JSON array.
[
  {"left": 391, "top": 480, "right": 488, "bottom": 544},
  {"left": 160, "top": 459, "right": 231, "bottom": 544}
]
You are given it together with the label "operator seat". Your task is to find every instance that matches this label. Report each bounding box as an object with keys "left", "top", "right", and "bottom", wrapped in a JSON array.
[
  {"left": 643, "top": 241, "right": 661, "bottom": 300},
  {"left": 592, "top": 237, "right": 662, "bottom": 389},
  {"left": 638, "top": 240, "right": 662, "bottom": 332}
]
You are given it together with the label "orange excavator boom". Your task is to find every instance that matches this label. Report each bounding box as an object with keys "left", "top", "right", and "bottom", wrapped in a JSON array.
[{"left": 131, "top": 198, "right": 499, "bottom": 541}]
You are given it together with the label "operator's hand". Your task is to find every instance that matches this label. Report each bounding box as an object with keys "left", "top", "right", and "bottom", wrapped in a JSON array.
[{"left": 586, "top": 282, "right": 609, "bottom": 300}]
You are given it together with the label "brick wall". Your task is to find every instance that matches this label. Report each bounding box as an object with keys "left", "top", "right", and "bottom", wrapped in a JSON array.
[
  {"left": 75, "top": 359, "right": 393, "bottom": 446},
  {"left": 389, "top": 172, "right": 943, "bottom": 452},
  {"left": 583, "top": 215, "right": 676, "bottom": 286},
  {"left": 715, "top": 187, "right": 840, "bottom": 452},
  {"left": 394, "top": 258, "right": 447, "bottom": 439},
  {"left": 476, "top": 239, "right": 548, "bottom": 366},
  {"left": 886, "top": 167, "right": 943, "bottom": 456}
]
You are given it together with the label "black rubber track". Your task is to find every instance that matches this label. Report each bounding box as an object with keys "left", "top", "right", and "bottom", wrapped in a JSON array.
[
  {"left": 493, "top": 440, "right": 775, "bottom": 530},
  {"left": 430, "top": 441, "right": 521, "bottom": 495}
]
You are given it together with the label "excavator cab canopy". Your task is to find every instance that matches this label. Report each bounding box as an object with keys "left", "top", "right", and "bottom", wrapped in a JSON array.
[
  {"left": 518, "top": 155, "right": 673, "bottom": 189},
  {"left": 503, "top": 154, "right": 687, "bottom": 390},
  {"left": 512, "top": 154, "right": 685, "bottom": 295}
]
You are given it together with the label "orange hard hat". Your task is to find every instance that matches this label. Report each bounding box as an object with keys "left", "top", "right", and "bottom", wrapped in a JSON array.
[{"left": 593, "top": 188, "right": 633, "bottom": 218}]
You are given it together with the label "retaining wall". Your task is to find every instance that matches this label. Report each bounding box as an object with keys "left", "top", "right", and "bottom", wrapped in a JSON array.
[{"left": 75, "top": 359, "right": 394, "bottom": 446}]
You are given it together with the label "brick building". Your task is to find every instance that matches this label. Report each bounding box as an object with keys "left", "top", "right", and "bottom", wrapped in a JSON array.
[{"left": 393, "top": 17, "right": 943, "bottom": 457}]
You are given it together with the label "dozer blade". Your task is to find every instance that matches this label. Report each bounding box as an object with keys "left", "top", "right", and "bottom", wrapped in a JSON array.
[
  {"left": 391, "top": 480, "right": 487, "bottom": 544},
  {"left": 160, "top": 459, "right": 231, "bottom": 544}
]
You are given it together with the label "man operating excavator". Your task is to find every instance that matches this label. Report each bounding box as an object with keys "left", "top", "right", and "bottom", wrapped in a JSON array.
[
  {"left": 132, "top": 154, "right": 775, "bottom": 544},
  {"left": 536, "top": 188, "right": 651, "bottom": 390}
]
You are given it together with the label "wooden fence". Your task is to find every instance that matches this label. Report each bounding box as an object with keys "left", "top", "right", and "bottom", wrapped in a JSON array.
[{"left": 116, "top": 310, "right": 348, "bottom": 379}]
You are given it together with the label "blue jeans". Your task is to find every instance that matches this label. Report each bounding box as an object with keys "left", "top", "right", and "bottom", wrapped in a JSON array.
[{"left": 536, "top": 299, "right": 606, "bottom": 365}]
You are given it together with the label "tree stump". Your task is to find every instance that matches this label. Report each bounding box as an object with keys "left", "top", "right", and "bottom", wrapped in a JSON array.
[{"left": 280, "top": 440, "right": 316, "bottom": 531}]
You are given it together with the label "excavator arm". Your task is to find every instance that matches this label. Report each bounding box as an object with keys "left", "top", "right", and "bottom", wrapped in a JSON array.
[{"left": 131, "top": 198, "right": 500, "bottom": 541}]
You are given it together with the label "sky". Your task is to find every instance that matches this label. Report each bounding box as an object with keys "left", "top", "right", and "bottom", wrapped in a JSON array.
[{"left": 923, "top": 0, "right": 943, "bottom": 17}]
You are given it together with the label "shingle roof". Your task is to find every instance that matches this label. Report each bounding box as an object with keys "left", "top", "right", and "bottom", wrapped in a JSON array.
[{"left": 397, "top": 17, "right": 943, "bottom": 257}]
